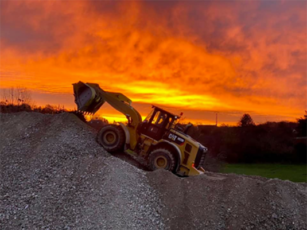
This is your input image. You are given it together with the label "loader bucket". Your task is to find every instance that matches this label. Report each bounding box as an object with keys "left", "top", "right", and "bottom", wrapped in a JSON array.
[{"left": 72, "top": 81, "right": 105, "bottom": 114}]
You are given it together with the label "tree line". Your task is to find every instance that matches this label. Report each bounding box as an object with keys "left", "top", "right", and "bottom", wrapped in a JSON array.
[
  {"left": 0, "top": 87, "right": 67, "bottom": 114},
  {"left": 1, "top": 87, "right": 305, "bottom": 164},
  {"left": 187, "top": 113, "right": 307, "bottom": 164}
]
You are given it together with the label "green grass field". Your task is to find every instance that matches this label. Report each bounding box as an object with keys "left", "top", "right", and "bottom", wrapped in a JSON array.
[{"left": 221, "top": 164, "right": 307, "bottom": 183}]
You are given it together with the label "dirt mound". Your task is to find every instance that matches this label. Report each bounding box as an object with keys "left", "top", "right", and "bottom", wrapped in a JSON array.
[{"left": 0, "top": 112, "right": 306, "bottom": 229}]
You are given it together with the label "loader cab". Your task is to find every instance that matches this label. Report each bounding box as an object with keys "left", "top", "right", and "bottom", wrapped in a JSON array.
[{"left": 139, "top": 106, "right": 178, "bottom": 140}]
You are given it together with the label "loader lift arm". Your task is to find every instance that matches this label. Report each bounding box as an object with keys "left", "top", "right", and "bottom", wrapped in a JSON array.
[
  {"left": 72, "top": 81, "right": 208, "bottom": 176},
  {"left": 73, "top": 81, "right": 142, "bottom": 129}
]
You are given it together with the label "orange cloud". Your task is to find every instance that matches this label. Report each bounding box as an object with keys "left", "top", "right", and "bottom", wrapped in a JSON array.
[{"left": 0, "top": 0, "right": 306, "bottom": 124}]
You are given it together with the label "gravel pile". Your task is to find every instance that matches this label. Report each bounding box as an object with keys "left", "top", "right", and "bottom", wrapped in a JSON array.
[
  {"left": 147, "top": 170, "right": 307, "bottom": 230},
  {"left": 0, "top": 112, "right": 163, "bottom": 229},
  {"left": 0, "top": 112, "right": 306, "bottom": 229}
]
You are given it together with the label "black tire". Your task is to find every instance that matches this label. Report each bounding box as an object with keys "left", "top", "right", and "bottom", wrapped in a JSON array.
[
  {"left": 198, "top": 152, "right": 207, "bottom": 169},
  {"left": 96, "top": 125, "right": 125, "bottom": 152},
  {"left": 148, "top": 148, "right": 176, "bottom": 172}
]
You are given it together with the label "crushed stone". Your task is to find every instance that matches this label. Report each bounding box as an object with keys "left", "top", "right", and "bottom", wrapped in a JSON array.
[
  {"left": 0, "top": 112, "right": 163, "bottom": 229},
  {"left": 0, "top": 112, "right": 306, "bottom": 229}
]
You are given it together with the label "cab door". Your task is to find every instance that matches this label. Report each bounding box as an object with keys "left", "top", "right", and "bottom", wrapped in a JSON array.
[{"left": 140, "top": 110, "right": 170, "bottom": 140}]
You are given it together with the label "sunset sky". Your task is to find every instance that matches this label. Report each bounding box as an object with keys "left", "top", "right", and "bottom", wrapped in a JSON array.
[{"left": 0, "top": 0, "right": 306, "bottom": 125}]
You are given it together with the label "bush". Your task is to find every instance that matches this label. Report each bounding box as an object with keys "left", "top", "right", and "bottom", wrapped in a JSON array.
[
  {"left": 188, "top": 120, "right": 304, "bottom": 165},
  {"left": 0, "top": 102, "right": 67, "bottom": 114}
]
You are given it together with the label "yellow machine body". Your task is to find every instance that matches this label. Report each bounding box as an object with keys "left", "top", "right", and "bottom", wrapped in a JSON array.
[{"left": 73, "top": 81, "right": 207, "bottom": 176}]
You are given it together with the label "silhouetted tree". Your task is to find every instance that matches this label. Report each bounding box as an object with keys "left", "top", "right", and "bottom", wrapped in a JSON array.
[
  {"left": 296, "top": 111, "right": 307, "bottom": 137},
  {"left": 0, "top": 87, "right": 32, "bottom": 105},
  {"left": 238, "top": 114, "right": 255, "bottom": 127}
]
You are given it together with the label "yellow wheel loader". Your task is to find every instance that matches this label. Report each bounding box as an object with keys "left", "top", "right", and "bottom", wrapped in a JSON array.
[{"left": 73, "top": 81, "right": 208, "bottom": 176}]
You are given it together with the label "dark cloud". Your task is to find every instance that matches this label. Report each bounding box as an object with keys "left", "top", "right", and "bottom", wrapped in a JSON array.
[
  {"left": 84, "top": 1, "right": 122, "bottom": 15},
  {"left": 0, "top": 24, "right": 62, "bottom": 54},
  {"left": 142, "top": 0, "right": 180, "bottom": 11},
  {"left": 0, "top": 1, "right": 70, "bottom": 53},
  {"left": 0, "top": 0, "right": 306, "bottom": 123}
]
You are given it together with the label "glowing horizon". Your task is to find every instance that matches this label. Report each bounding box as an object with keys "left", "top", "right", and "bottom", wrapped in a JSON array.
[{"left": 0, "top": 0, "right": 306, "bottom": 125}]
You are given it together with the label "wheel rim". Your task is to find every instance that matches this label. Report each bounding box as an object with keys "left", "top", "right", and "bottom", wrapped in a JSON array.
[
  {"left": 154, "top": 156, "right": 168, "bottom": 169},
  {"left": 103, "top": 131, "right": 116, "bottom": 145}
]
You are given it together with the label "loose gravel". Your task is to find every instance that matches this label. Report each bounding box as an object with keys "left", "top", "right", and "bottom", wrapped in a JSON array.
[
  {"left": 0, "top": 112, "right": 163, "bottom": 229},
  {"left": 0, "top": 112, "right": 306, "bottom": 229}
]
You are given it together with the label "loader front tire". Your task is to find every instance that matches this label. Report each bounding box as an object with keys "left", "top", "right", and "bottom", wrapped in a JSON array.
[
  {"left": 148, "top": 148, "right": 176, "bottom": 172},
  {"left": 96, "top": 125, "right": 125, "bottom": 152}
]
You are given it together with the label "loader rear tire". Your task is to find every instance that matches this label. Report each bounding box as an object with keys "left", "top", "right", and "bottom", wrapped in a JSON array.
[
  {"left": 96, "top": 125, "right": 125, "bottom": 152},
  {"left": 148, "top": 148, "right": 176, "bottom": 172}
]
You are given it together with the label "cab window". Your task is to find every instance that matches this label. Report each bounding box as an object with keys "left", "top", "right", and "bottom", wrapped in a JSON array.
[
  {"left": 155, "top": 113, "right": 167, "bottom": 126},
  {"left": 144, "top": 109, "right": 154, "bottom": 122},
  {"left": 151, "top": 111, "right": 160, "bottom": 124},
  {"left": 166, "top": 117, "right": 174, "bottom": 129}
]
